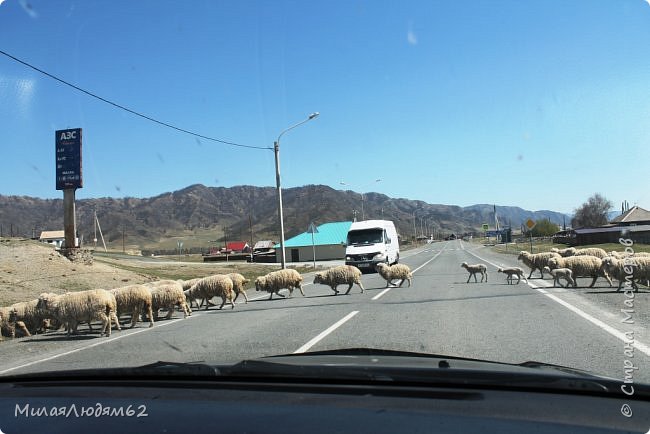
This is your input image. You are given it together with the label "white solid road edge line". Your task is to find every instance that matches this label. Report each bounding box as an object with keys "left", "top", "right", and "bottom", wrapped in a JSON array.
[
  {"left": 0, "top": 314, "right": 198, "bottom": 376},
  {"left": 372, "top": 243, "right": 449, "bottom": 301},
  {"left": 529, "top": 284, "right": 650, "bottom": 357},
  {"left": 463, "top": 247, "right": 650, "bottom": 358},
  {"left": 294, "top": 311, "right": 359, "bottom": 354}
]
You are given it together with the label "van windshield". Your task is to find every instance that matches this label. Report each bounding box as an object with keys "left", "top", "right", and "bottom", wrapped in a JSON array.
[{"left": 347, "top": 229, "right": 384, "bottom": 245}]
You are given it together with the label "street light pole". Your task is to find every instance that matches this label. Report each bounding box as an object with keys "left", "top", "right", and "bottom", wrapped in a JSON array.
[{"left": 274, "top": 112, "right": 320, "bottom": 269}]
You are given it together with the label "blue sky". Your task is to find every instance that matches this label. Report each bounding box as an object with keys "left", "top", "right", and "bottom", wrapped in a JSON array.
[{"left": 1, "top": 0, "right": 649, "bottom": 214}]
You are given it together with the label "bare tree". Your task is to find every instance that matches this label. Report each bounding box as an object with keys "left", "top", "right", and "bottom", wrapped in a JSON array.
[{"left": 571, "top": 193, "right": 612, "bottom": 228}]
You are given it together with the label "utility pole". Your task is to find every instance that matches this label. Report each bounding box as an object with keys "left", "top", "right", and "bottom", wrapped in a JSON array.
[
  {"left": 413, "top": 213, "right": 417, "bottom": 244},
  {"left": 249, "top": 214, "right": 254, "bottom": 260},
  {"left": 122, "top": 224, "right": 125, "bottom": 253}
]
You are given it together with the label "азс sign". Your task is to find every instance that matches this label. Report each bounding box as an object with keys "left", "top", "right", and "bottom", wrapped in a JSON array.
[{"left": 55, "top": 128, "right": 83, "bottom": 190}]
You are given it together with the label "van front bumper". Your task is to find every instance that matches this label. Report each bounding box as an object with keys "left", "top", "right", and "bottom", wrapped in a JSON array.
[{"left": 345, "top": 255, "right": 386, "bottom": 272}]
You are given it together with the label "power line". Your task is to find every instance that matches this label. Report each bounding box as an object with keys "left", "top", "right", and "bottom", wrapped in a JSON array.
[{"left": 0, "top": 49, "right": 271, "bottom": 150}]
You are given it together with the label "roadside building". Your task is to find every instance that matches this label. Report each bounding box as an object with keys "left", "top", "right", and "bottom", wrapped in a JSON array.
[
  {"left": 274, "top": 221, "right": 352, "bottom": 262},
  {"left": 558, "top": 206, "right": 650, "bottom": 245},
  {"left": 226, "top": 241, "right": 251, "bottom": 254},
  {"left": 609, "top": 206, "right": 650, "bottom": 227},
  {"left": 38, "top": 230, "right": 66, "bottom": 249}
]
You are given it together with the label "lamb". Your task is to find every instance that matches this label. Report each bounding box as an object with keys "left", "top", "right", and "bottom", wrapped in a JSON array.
[
  {"left": 547, "top": 256, "right": 612, "bottom": 288},
  {"left": 36, "top": 289, "right": 117, "bottom": 337},
  {"left": 227, "top": 273, "right": 250, "bottom": 303},
  {"left": 255, "top": 269, "right": 304, "bottom": 299},
  {"left": 110, "top": 284, "right": 154, "bottom": 328},
  {"left": 517, "top": 251, "right": 561, "bottom": 279},
  {"left": 460, "top": 262, "right": 488, "bottom": 283},
  {"left": 600, "top": 256, "right": 650, "bottom": 292},
  {"left": 187, "top": 274, "right": 235, "bottom": 310},
  {"left": 376, "top": 263, "right": 413, "bottom": 287},
  {"left": 147, "top": 281, "right": 192, "bottom": 319},
  {"left": 497, "top": 267, "right": 527, "bottom": 284},
  {"left": 313, "top": 265, "right": 365, "bottom": 294},
  {"left": 542, "top": 266, "right": 575, "bottom": 288}
]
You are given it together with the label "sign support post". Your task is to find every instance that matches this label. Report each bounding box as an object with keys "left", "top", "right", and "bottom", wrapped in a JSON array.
[
  {"left": 63, "top": 189, "right": 77, "bottom": 250},
  {"left": 307, "top": 222, "right": 319, "bottom": 269}
]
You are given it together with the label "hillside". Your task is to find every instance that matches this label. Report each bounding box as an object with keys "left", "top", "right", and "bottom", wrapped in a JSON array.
[{"left": 0, "top": 184, "right": 570, "bottom": 251}]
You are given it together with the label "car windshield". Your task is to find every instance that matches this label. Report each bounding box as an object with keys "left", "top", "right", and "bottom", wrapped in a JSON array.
[
  {"left": 348, "top": 229, "right": 383, "bottom": 245},
  {"left": 1, "top": 0, "right": 649, "bottom": 402}
]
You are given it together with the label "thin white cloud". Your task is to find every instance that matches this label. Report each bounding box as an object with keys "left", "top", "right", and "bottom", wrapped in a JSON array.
[
  {"left": 407, "top": 29, "right": 418, "bottom": 45},
  {"left": 407, "top": 21, "right": 418, "bottom": 45},
  {"left": 0, "top": 76, "right": 36, "bottom": 118}
]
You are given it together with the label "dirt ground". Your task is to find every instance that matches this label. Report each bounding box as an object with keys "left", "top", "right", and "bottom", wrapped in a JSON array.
[
  {"left": 0, "top": 238, "right": 308, "bottom": 307},
  {"left": 0, "top": 238, "right": 151, "bottom": 306}
]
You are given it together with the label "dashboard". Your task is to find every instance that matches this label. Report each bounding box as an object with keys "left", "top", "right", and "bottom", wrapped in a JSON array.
[{"left": 1, "top": 376, "right": 648, "bottom": 433}]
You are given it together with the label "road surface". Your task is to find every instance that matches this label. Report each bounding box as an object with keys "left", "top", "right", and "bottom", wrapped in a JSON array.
[{"left": 2, "top": 240, "right": 648, "bottom": 384}]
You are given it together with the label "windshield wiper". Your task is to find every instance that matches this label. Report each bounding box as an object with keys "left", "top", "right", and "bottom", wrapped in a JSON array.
[{"left": 221, "top": 348, "right": 641, "bottom": 396}]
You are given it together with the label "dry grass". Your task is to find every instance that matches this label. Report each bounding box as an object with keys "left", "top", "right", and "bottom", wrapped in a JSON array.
[{"left": 0, "top": 237, "right": 312, "bottom": 306}]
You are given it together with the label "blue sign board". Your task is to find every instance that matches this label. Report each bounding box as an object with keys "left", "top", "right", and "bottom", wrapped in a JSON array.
[
  {"left": 55, "top": 128, "right": 83, "bottom": 190},
  {"left": 485, "top": 230, "right": 502, "bottom": 237}
]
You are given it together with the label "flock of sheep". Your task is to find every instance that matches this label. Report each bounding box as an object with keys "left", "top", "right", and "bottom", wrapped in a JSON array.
[
  {"left": 0, "top": 262, "right": 413, "bottom": 341},
  {"left": 460, "top": 247, "right": 650, "bottom": 290},
  {"left": 2, "top": 245, "right": 646, "bottom": 341}
]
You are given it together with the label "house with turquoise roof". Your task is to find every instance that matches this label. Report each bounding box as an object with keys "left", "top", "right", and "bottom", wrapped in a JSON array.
[{"left": 274, "top": 221, "right": 352, "bottom": 262}]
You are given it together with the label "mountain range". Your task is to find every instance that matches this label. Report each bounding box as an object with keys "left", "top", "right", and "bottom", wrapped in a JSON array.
[{"left": 0, "top": 184, "right": 571, "bottom": 250}]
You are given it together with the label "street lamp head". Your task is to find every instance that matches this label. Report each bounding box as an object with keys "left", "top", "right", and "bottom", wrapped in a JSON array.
[{"left": 308, "top": 112, "right": 320, "bottom": 119}]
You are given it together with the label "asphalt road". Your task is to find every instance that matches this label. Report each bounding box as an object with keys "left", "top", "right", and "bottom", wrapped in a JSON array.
[{"left": 2, "top": 240, "right": 649, "bottom": 384}]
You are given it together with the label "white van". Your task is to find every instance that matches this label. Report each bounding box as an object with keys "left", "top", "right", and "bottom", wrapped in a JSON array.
[{"left": 345, "top": 220, "right": 399, "bottom": 272}]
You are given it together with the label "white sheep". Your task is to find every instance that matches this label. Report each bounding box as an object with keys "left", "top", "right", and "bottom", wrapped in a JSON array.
[
  {"left": 460, "top": 262, "right": 488, "bottom": 283},
  {"left": 110, "top": 284, "right": 154, "bottom": 328},
  {"left": 147, "top": 281, "right": 192, "bottom": 319},
  {"left": 227, "top": 273, "right": 250, "bottom": 303},
  {"left": 550, "top": 247, "right": 576, "bottom": 257},
  {"left": 572, "top": 247, "right": 608, "bottom": 259},
  {"left": 188, "top": 274, "right": 235, "bottom": 310},
  {"left": 497, "top": 267, "right": 527, "bottom": 284},
  {"left": 547, "top": 256, "right": 612, "bottom": 288},
  {"left": 542, "top": 266, "right": 575, "bottom": 288},
  {"left": 600, "top": 256, "right": 650, "bottom": 292},
  {"left": 517, "top": 251, "right": 561, "bottom": 279},
  {"left": 609, "top": 251, "right": 630, "bottom": 259},
  {"left": 0, "top": 307, "right": 30, "bottom": 338},
  {"left": 36, "top": 289, "right": 117, "bottom": 337},
  {"left": 3, "top": 310, "right": 31, "bottom": 338},
  {"left": 5, "top": 299, "right": 50, "bottom": 335},
  {"left": 58, "top": 290, "right": 121, "bottom": 335},
  {"left": 313, "top": 265, "right": 365, "bottom": 294},
  {"left": 255, "top": 269, "right": 304, "bottom": 299},
  {"left": 179, "top": 278, "right": 204, "bottom": 309},
  {"left": 375, "top": 263, "right": 413, "bottom": 287}
]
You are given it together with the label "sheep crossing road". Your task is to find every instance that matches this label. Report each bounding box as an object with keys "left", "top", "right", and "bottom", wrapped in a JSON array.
[{"left": 1, "top": 240, "right": 650, "bottom": 383}]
